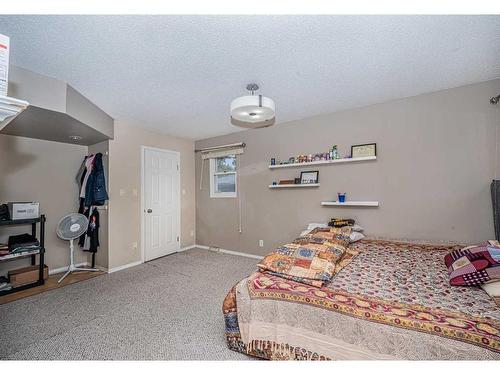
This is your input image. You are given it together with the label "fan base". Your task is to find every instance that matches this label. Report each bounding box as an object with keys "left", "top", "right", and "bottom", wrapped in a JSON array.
[
  {"left": 57, "top": 265, "right": 100, "bottom": 283},
  {"left": 58, "top": 238, "right": 101, "bottom": 283}
]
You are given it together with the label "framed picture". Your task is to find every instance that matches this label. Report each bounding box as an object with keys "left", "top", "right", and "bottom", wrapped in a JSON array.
[
  {"left": 300, "top": 170, "right": 319, "bottom": 184},
  {"left": 351, "top": 143, "right": 377, "bottom": 158}
]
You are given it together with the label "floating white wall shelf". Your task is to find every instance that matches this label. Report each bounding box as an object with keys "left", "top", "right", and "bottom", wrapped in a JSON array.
[
  {"left": 321, "top": 201, "right": 379, "bottom": 207},
  {"left": 269, "top": 156, "right": 376, "bottom": 169},
  {"left": 269, "top": 183, "right": 320, "bottom": 189}
]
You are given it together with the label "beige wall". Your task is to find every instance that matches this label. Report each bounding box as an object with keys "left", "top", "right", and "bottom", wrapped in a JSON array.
[
  {"left": 195, "top": 79, "right": 500, "bottom": 256},
  {"left": 0, "top": 134, "right": 89, "bottom": 274},
  {"left": 107, "top": 121, "right": 196, "bottom": 270}
]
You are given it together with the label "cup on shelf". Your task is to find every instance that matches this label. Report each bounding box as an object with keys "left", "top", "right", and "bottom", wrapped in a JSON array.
[{"left": 338, "top": 193, "right": 346, "bottom": 203}]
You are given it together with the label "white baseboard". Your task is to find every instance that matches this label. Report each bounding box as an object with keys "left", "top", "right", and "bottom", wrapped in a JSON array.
[
  {"left": 107, "top": 260, "right": 143, "bottom": 274},
  {"left": 177, "top": 245, "right": 197, "bottom": 252},
  {"left": 107, "top": 245, "right": 195, "bottom": 274},
  {"left": 195, "top": 244, "right": 263, "bottom": 260},
  {"left": 58, "top": 244, "right": 258, "bottom": 276},
  {"left": 218, "top": 248, "right": 264, "bottom": 260},
  {"left": 94, "top": 265, "right": 108, "bottom": 273},
  {"left": 49, "top": 262, "right": 89, "bottom": 275}
]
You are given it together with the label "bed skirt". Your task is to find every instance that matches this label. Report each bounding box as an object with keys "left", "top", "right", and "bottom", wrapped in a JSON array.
[{"left": 223, "top": 284, "right": 330, "bottom": 360}]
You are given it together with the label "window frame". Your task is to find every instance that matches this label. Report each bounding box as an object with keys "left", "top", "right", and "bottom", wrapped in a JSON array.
[{"left": 209, "top": 156, "right": 237, "bottom": 198}]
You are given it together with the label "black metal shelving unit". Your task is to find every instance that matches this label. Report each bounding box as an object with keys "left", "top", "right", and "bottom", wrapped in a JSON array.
[{"left": 0, "top": 215, "right": 46, "bottom": 296}]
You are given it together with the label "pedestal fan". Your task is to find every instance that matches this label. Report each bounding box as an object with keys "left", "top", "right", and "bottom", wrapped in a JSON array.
[{"left": 56, "top": 213, "right": 99, "bottom": 283}]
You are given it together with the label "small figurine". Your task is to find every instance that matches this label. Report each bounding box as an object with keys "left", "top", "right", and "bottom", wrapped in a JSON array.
[{"left": 332, "top": 145, "right": 338, "bottom": 159}]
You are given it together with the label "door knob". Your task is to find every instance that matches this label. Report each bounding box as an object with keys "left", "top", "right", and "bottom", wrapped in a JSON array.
[{"left": 147, "top": 209, "right": 152, "bottom": 213}]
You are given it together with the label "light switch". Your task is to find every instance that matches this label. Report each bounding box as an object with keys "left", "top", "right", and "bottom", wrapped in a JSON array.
[
  {"left": 119, "top": 188, "right": 126, "bottom": 197},
  {"left": 182, "top": 189, "right": 186, "bottom": 195},
  {"left": 132, "top": 189, "right": 138, "bottom": 197}
]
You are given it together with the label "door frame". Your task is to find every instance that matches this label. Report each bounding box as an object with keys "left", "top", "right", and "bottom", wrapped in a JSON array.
[{"left": 140, "top": 145, "right": 181, "bottom": 263}]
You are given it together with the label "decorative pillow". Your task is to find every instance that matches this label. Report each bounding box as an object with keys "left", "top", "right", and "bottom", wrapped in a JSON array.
[
  {"left": 266, "top": 245, "right": 363, "bottom": 287},
  {"left": 328, "top": 218, "right": 355, "bottom": 228},
  {"left": 295, "top": 227, "right": 351, "bottom": 252},
  {"left": 258, "top": 229, "right": 349, "bottom": 287},
  {"left": 333, "top": 246, "right": 361, "bottom": 276},
  {"left": 445, "top": 240, "right": 500, "bottom": 286}
]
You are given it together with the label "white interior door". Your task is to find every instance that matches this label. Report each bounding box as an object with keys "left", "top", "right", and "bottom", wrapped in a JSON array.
[{"left": 144, "top": 147, "right": 180, "bottom": 261}]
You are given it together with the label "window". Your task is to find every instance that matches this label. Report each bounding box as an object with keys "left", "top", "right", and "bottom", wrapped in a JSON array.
[{"left": 210, "top": 155, "right": 237, "bottom": 198}]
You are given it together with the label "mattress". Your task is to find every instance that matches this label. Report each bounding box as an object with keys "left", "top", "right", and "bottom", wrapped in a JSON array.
[{"left": 223, "top": 239, "right": 500, "bottom": 360}]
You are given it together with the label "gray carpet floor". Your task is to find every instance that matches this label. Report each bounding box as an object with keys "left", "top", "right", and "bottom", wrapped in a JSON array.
[{"left": 0, "top": 248, "right": 258, "bottom": 360}]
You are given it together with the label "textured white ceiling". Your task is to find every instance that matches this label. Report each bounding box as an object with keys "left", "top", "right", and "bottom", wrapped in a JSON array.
[{"left": 1, "top": 15, "right": 499, "bottom": 140}]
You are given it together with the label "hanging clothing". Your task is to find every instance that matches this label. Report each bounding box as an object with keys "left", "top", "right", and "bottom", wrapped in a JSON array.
[
  {"left": 76, "top": 156, "right": 87, "bottom": 191},
  {"left": 76, "top": 152, "right": 108, "bottom": 254},
  {"left": 84, "top": 153, "right": 108, "bottom": 207},
  {"left": 93, "top": 153, "right": 109, "bottom": 205},
  {"left": 80, "top": 154, "right": 95, "bottom": 198},
  {"left": 76, "top": 152, "right": 109, "bottom": 207},
  {"left": 86, "top": 208, "right": 100, "bottom": 253},
  {"left": 492, "top": 180, "right": 500, "bottom": 241},
  {"left": 77, "top": 206, "right": 100, "bottom": 253},
  {"left": 78, "top": 206, "right": 89, "bottom": 248}
]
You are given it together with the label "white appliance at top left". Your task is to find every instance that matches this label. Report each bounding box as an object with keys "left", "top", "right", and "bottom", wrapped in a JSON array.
[{"left": 0, "top": 33, "right": 29, "bottom": 131}]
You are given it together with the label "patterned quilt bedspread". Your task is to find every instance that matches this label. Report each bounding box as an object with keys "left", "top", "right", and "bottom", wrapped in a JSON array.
[{"left": 223, "top": 239, "right": 500, "bottom": 360}]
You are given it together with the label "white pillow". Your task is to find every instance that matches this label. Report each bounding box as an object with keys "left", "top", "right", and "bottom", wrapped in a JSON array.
[
  {"left": 301, "top": 223, "right": 365, "bottom": 240},
  {"left": 481, "top": 280, "right": 500, "bottom": 297},
  {"left": 351, "top": 224, "right": 364, "bottom": 232},
  {"left": 300, "top": 223, "right": 328, "bottom": 236},
  {"left": 307, "top": 223, "right": 329, "bottom": 230},
  {"left": 350, "top": 231, "right": 365, "bottom": 243}
]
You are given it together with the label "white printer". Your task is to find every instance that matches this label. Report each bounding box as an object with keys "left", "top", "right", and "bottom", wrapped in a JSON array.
[{"left": 7, "top": 202, "right": 40, "bottom": 220}]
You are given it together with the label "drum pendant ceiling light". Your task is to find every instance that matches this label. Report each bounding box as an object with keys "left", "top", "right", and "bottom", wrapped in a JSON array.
[{"left": 230, "top": 83, "right": 275, "bottom": 129}]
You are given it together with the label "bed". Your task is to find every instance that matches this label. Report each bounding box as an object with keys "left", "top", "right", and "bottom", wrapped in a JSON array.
[{"left": 223, "top": 239, "right": 500, "bottom": 360}]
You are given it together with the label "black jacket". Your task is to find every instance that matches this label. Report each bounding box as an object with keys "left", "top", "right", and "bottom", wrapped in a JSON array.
[{"left": 84, "top": 153, "right": 109, "bottom": 207}]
